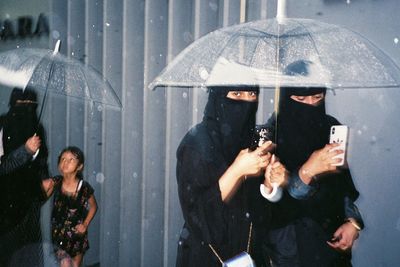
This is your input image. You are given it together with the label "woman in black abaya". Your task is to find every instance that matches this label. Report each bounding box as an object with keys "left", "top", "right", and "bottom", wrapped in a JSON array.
[
  {"left": 263, "top": 87, "right": 364, "bottom": 267},
  {"left": 0, "top": 88, "right": 49, "bottom": 267},
  {"left": 175, "top": 87, "right": 287, "bottom": 267}
]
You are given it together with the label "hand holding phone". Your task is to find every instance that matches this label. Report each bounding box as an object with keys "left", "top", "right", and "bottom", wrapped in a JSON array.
[{"left": 329, "top": 125, "right": 348, "bottom": 166}]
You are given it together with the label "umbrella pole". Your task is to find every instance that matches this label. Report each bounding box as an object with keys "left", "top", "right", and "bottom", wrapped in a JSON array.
[
  {"left": 36, "top": 40, "right": 60, "bottom": 131},
  {"left": 274, "top": 0, "right": 287, "bottom": 143},
  {"left": 36, "top": 61, "right": 55, "bottom": 129}
]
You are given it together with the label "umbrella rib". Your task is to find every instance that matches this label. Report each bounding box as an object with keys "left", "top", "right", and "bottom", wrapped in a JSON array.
[
  {"left": 296, "top": 20, "right": 327, "bottom": 80},
  {"left": 16, "top": 49, "right": 50, "bottom": 71},
  {"left": 80, "top": 65, "right": 92, "bottom": 101}
]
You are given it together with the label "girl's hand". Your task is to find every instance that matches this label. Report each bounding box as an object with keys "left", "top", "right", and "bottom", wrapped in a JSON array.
[
  {"left": 264, "top": 155, "right": 289, "bottom": 191},
  {"left": 74, "top": 223, "right": 87, "bottom": 234},
  {"left": 231, "top": 141, "right": 273, "bottom": 178},
  {"left": 299, "top": 143, "right": 343, "bottom": 183}
]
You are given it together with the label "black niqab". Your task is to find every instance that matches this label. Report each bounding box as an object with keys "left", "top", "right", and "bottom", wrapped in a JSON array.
[
  {"left": 2, "top": 88, "right": 39, "bottom": 154},
  {"left": 275, "top": 87, "right": 328, "bottom": 171},
  {"left": 203, "top": 87, "right": 258, "bottom": 163}
]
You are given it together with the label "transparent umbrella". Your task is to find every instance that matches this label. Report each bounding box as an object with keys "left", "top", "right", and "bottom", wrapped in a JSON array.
[
  {"left": 149, "top": 18, "right": 400, "bottom": 90},
  {"left": 0, "top": 41, "right": 121, "bottom": 121}
]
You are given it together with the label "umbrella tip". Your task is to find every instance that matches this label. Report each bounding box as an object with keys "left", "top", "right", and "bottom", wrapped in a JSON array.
[
  {"left": 53, "top": 40, "right": 61, "bottom": 55},
  {"left": 276, "top": 0, "right": 287, "bottom": 22}
]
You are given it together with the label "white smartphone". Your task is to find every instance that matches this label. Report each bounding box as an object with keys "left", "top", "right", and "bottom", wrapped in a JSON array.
[{"left": 329, "top": 125, "right": 348, "bottom": 166}]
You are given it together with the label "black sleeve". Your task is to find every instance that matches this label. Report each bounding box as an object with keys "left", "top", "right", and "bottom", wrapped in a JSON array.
[
  {"left": 176, "top": 146, "right": 227, "bottom": 246},
  {"left": 0, "top": 145, "right": 32, "bottom": 176}
]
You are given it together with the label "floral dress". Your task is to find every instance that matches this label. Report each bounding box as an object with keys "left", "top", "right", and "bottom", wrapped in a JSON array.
[{"left": 51, "top": 178, "right": 94, "bottom": 259}]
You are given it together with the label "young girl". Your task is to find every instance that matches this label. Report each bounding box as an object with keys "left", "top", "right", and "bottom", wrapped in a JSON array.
[{"left": 43, "top": 146, "right": 97, "bottom": 267}]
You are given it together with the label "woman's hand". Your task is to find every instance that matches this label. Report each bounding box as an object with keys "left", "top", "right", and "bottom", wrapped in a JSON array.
[
  {"left": 231, "top": 141, "right": 273, "bottom": 178},
  {"left": 264, "top": 155, "right": 288, "bottom": 192},
  {"left": 327, "top": 219, "right": 360, "bottom": 251},
  {"left": 219, "top": 141, "right": 273, "bottom": 202},
  {"left": 299, "top": 143, "right": 343, "bottom": 184},
  {"left": 25, "top": 135, "right": 41, "bottom": 154}
]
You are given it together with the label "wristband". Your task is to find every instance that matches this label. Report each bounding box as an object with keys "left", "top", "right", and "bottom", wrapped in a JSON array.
[
  {"left": 260, "top": 183, "right": 282, "bottom": 203},
  {"left": 345, "top": 218, "right": 361, "bottom": 231}
]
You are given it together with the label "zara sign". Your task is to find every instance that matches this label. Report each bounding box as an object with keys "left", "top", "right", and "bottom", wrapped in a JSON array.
[{"left": 0, "top": 13, "right": 49, "bottom": 40}]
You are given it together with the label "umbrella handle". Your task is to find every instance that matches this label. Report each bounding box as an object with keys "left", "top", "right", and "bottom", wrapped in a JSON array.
[{"left": 53, "top": 40, "right": 61, "bottom": 55}]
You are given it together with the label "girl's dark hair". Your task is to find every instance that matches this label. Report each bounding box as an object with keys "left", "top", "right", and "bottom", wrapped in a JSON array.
[{"left": 58, "top": 146, "right": 85, "bottom": 179}]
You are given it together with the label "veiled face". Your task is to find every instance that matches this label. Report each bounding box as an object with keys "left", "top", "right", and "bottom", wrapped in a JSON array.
[
  {"left": 226, "top": 91, "right": 258, "bottom": 102},
  {"left": 290, "top": 93, "right": 325, "bottom": 106}
]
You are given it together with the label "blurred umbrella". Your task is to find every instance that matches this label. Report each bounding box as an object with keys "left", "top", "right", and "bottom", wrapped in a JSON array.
[
  {"left": 0, "top": 41, "right": 121, "bottom": 121},
  {"left": 148, "top": 18, "right": 400, "bottom": 90}
]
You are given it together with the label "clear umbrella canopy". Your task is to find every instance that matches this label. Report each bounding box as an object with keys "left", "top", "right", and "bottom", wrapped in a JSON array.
[
  {"left": 149, "top": 18, "right": 400, "bottom": 90},
  {"left": 0, "top": 47, "right": 121, "bottom": 108}
]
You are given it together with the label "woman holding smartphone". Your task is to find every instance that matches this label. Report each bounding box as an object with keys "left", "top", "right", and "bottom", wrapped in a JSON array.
[
  {"left": 175, "top": 87, "right": 287, "bottom": 267},
  {"left": 262, "top": 87, "right": 364, "bottom": 267}
]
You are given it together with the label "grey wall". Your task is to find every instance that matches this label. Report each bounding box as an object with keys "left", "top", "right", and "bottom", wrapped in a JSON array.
[{"left": 0, "top": 0, "right": 399, "bottom": 266}]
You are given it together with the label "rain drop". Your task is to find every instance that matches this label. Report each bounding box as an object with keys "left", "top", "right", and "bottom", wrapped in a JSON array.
[
  {"left": 269, "top": 98, "right": 274, "bottom": 104},
  {"left": 182, "top": 92, "right": 188, "bottom": 98},
  {"left": 245, "top": 212, "right": 250, "bottom": 218},
  {"left": 183, "top": 31, "right": 193, "bottom": 43},
  {"left": 96, "top": 172, "right": 105, "bottom": 183},
  {"left": 394, "top": 38, "right": 399, "bottom": 44},
  {"left": 133, "top": 172, "right": 138, "bottom": 178},
  {"left": 106, "top": 22, "right": 110, "bottom": 27},
  {"left": 199, "top": 67, "right": 209, "bottom": 80},
  {"left": 396, "top": 217, "right": 400, "bottom": 231},
  {"left": 357, "top": 130, "right": 362, "bottom": 135},
  {"left": 97, "top": 104, "right": 103, "bottom": 112},
  {"left": 209, "top": 2, "right": 218, "bottom": 12},
  {"left": 52, "top": 30, "right": 60, "bottom": 39},
  {"left": 346, "top": 0, "right": 351, "bottom": 4}
]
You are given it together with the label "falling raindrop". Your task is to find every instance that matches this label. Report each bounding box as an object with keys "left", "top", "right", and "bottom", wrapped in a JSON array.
[
  {"left": 183, "top": 31, "right": 193, "bottom": 43},
  {"left": 182, "top": 92, "right": 188, "bottom": 98},
  {"left": 106, "top": 22, "right": 110, "bottom": 27},
  {"left": 396, "top": 217, "right": 400, "bottom": 231},
  {"left": 52, "top": 30, "right": 60, "bottom": 39},
  {"left": 394, "top": 38, "right": 399, "bottom": 44},
  {"left": 199, "top": 67, "right": 209, "bottom": 80},
  {"left": 97, "top": 104, "right": 103, "bottom": 112},
  {"left": 209, "top": 2, "right": 218, "bottom": 12},
  {"left": 96, "top": 172, "right": 105, "bottom": 183},
  {"left": 346, "top": 0, "right": 351, "bottom": 4}
]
